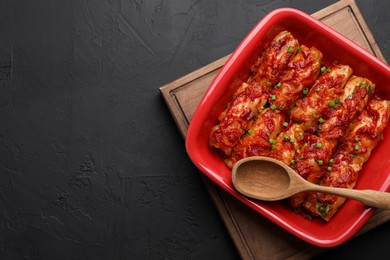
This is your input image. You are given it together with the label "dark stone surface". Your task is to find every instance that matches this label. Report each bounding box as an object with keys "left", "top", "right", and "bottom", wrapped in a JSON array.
[{"left": 0, "top": 0, "right": 389, "bottom": 258}]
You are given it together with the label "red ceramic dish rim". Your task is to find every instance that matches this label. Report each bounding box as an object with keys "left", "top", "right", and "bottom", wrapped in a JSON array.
[{"left": 185, "top": 7, "right": 390, "bottom": 247}]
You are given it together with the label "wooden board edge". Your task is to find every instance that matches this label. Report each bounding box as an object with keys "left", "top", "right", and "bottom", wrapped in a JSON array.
[
  {"left": 311, "top": 0, "right": 348, "bottom": 19},
  {"left": 312, "top": 0, "right": 386, "bottom": 63},
  {"left": 356, "top": 209, "right": 390, "bottom": 235},
  {"left": 344, "top": 0, "right": 387, "bottom": 63},
  {"left": 200, "top": 175, "right": 256, "bottom": 260},
  {"left": 160, "top": 55, "right": 229, "bottom": 138},
  {"left": 159, "top": 55, "right": 229, "bottom": 97},
  {"left": 160, "top": 86, "right": 188, "bottom": 139}
]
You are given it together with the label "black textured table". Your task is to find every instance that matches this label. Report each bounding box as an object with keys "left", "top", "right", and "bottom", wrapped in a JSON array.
[{"left": 1, "top": 0, "right": 390, "bottom": 259}]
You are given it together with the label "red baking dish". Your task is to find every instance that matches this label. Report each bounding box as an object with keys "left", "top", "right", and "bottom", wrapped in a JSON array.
[{"left": 185, "top": 8, "right": 390, "bottom": 247}]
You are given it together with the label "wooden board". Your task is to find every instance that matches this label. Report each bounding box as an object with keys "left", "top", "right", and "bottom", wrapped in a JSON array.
[{"left": 160, "top": 0, "right": 390, "bottom": 258}]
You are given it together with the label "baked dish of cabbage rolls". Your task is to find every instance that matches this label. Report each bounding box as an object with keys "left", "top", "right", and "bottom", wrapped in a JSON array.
[{"left": 209, "top": 31, "right": 390, "bottom": 221}]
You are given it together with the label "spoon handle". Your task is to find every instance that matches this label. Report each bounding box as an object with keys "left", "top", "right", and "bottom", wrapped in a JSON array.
[{"left": 314, "top": 185, "right": 390, "bottom": 209}]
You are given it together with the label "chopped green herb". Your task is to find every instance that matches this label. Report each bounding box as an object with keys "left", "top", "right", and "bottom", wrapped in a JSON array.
[
  {"left": 290, "top": 138, "right": 296, "bottom": 143},
  {"left": 283, "top": 122, "right": 288, "bottom": 127},
  {"left": 321, "top": 66, "right": 327, "bottom": 73},
  {"left": 287, "top": 47, "right": 294, "bottom": 53},
  {"left": 318, "top": 201, "right": 331, "bottom": 217},
  {"left": 317, "top": 160, "right": 323, "bottom": 165},
  {"left": 271, "top": 95, "right": 276, "bottom": 101},
  {"left": 329, "top": 158, "right": 334, "bottom": 164},
  {"left": 290, "top": 159, "right": 295, "bottom": 165},
  {"left": 283, "top": 134, "right": 290, "bottom": 141},
  {"left": 355, "top": 137, "right": 360, "bottom": 142},
  {"left": 326, "top": 67, "right": 331, "bottom": 73},
  {"left": 355, "top": 144, "right": 360, "bottom": 151},
  {"left": 270, "top": 104, "right": 276, "bottom": 110},
  {"left": 316, "top": 87, "right": 321, "bottom": 92},
  {"left": 276, "top": 82, "right": 282, "bottom": 88},
  {"left": 312, "top": 113, "right": 317, "bottom": 118},
  {"left": 303, "top": 88, "right": 309, "bottom": 95},
  {"left": 327, "top": 166, "right": 332, "bottom": 172},
  {"left": 318, "top": 118, "right": 324, "bottom": 123},
  {"left": 247, "top": 129, "right": 254, "bottom": 135},
  {"left": 328, "top": 100, "right": 335, "bottom": 107},
  {"left": 359, "top": 82, "right": 367, "bottom": 88},
  {"left": 316, "top": 142, "right": 323, "bottom": 149},
  {"left": 335, "top": 99, "right": 341, "bottom": 105},
  {"left": 297, "top": 47, "right": 302, "bottom": 54},
  {"left": 272, "top": 144, "right": 276, "bottom": 150},
  {"left": 279, "top": 106, "right": 284, "bottom": 110},
  {"left": 269, "top": 138, "right": 276, "bottom": 144}
]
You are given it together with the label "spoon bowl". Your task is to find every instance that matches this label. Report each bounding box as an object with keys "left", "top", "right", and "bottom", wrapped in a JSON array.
[{"left": 232, "top": 156, "right": 390, "bottom": 209}]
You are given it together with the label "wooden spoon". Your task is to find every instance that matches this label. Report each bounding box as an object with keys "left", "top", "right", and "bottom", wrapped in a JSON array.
[{"left": 231, "top": 156, "right": 390, "bottom": 209}]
